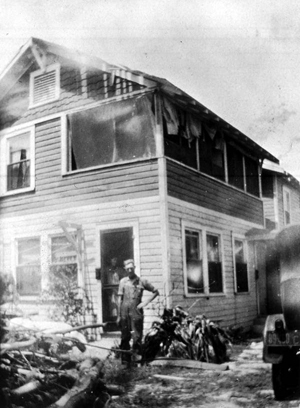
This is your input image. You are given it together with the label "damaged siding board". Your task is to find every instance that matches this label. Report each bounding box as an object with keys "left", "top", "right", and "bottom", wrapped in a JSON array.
[{"left": 167, "top": 160, "right": 263, "bottom": 225}]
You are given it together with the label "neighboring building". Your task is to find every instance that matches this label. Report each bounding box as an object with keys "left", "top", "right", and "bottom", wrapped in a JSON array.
[
  {"left": 0, "top": 38, "right": 279, "bottom": 334},
  {"left": 247, "top": 161, "right": 300, "bottom": 320}
]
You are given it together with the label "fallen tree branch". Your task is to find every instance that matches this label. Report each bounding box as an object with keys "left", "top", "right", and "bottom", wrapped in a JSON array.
[
  {"left": 47, "top": 358, "right": 107, "bottom": 408},
  {"left": 0, "top": 337, "right": 37, "bottom": 354}
]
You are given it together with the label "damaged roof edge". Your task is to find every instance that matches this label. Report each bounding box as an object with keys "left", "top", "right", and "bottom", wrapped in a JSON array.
[
  {"left": 142, "top": 73, "right": 279, "bottom": 164},
  {"left": 0, "top": 37, "right": 279, "bottom": 164}
]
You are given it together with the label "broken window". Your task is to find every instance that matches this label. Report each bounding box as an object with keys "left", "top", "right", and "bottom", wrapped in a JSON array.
[
  {"left": 67, "top": 94, "right": 156, "bottom": 171},
  {"left": 234, "top": 239, "right": 249, "bottom": 293},
  {"left": 16, "top": 238, "right": 41, "bottom": 296},
  {"left": 7, "top": 132, "right": 31, "bottom": 192}
]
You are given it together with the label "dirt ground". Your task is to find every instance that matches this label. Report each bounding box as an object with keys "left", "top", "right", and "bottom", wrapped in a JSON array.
[{"left": 105, "top": 339, "right": 300, "bottom": 408}]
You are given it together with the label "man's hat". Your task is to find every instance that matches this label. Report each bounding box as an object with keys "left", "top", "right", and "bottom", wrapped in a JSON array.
[{"left": 124, "top": 259, "right": 135, "bottom": 269}]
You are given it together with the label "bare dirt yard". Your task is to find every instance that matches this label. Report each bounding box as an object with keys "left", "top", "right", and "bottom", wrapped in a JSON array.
[{"left": 106, "top": 340, "right": 300, "bottom": 408}]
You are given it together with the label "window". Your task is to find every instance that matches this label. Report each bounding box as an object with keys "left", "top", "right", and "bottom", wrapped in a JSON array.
[
  {"left": 66, "top": 95, "right": 156, "bottom": 172},
  {"left": 206, "top": 233, "right": 223, "bottom": 293},
  {"left": 234, "top": 239, "right": 249, "bottom": 293},
  {"left": 283, "top": 187, "right": 291, "bottom": 225},
  {"left": 16, "top": 238, "right": 41, "bottom": 295},
  {"left": 184, "top": 225, "right": 224, "bottom": 296},
  {"left": 50, "top": 235, "right": 78, "bottom": 282},
  {"left": 185, "top": 230, "right": 204, "bottom": 294},
  {"left": 30, "top": 64, "right": 60, "bottom": 107},
  {"left": 1, "top": 128, "right": 35, "bottom": 195}
]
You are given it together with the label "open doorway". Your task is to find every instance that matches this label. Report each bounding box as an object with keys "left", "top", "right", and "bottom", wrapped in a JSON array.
[{"left": 100, "top": 228, "right": 133, "bottom": 331}]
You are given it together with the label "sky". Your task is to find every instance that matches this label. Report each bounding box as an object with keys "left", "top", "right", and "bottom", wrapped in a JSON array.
[{"left": 1, "top": 0, "right": 300, "bottom": 179}]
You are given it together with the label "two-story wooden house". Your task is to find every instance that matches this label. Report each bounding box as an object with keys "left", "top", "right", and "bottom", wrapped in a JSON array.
[{"left": 0, "top": 38, "right": 279, "bottom": 333}]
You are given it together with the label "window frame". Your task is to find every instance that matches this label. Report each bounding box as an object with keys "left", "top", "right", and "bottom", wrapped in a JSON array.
[
  {"left": 49, "top": 233, "right": 80, "bottom": 286},
  {"left": 29, "top": 63, "right": 60, "bottom": 108},
  {"left": 182, "top": 221, "right": 225, "bottom": 297},
  {"left": 283, "top": 186, "right": 292, "bottom": 226},
  {"left": 62, "top": 94, "right": 157, "bottom": 174},
  {"left": 15, "top": 236, "right": 41, "bottom": 297},
  {"left": 0, "top": 126, "right": 35, "bottom": 196},
  {"left": 233, "top": 236, "right": 249, "bottom": 294}
]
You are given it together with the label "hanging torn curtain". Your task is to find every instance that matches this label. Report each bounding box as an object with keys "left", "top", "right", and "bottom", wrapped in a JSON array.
[
  {"left": 203, "top": 124, "right": 224, "bottom": 151},
  {"left": 69, "top": 94, "right": 156, "bottom": 170},
  {"left": 163, "top": 97, "right": 179, "bottom": 135}
]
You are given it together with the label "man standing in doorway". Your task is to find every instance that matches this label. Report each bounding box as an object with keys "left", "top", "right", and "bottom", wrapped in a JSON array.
[{"left": 117, "top": 259, "right": 159, "bottom": 365}]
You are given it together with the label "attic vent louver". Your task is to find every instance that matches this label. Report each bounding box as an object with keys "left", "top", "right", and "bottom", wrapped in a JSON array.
[{"left": 30, "top": 64, "right": 60, "bottom": 107}]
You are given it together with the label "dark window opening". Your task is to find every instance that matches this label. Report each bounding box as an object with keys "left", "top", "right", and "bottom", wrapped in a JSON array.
[
  {"left": 227, "top": 144, "right": 244, "bottom": 190},
  {"left": 245, "top": 156, "right": 259, "bottom": 197},
  {"left": 261, "top": 171, "right": 274, "bottom": 198},
  {"left": 199, "top": 129, "right": 225, "bottom": 181}
]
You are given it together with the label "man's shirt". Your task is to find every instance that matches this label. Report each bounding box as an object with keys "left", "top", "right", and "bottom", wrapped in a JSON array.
[{"left": 118, "top": 276, "right": 157, "bottom": 314}]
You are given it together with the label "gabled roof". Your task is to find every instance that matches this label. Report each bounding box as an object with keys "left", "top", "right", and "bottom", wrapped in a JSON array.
[{"left": 0, "top": 37, "right": 279, "bottom": 164}]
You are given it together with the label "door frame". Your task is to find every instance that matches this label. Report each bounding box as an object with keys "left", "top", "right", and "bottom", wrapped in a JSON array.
[{"left": 95, "top": 220, "right": 140, "bottom": 324}]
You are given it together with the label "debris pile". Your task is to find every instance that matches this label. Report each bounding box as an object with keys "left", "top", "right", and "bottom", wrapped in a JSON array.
[
  {"left": 0, "top": 320, "right": 118, "bottom": 408},
  {"left": 142, "top": 306, "right": 232, "bottom": 364}
]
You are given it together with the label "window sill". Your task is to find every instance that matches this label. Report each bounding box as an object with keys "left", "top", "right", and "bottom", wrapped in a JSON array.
[
  {"left": 1, "top": 186, "right": 35, "bottom": 197},
  {"left": 234, "top": 291, "right": 250, "bottom": 296},
  {"left": 185, "top": 292, "right": 226, "bottom": 298},
  {"left": 62, "top": 157, "right": 157, "bottom": 177}
]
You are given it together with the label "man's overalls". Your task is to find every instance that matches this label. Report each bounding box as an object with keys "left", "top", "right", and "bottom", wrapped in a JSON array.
[{"left": 118, "top": 276, "right": 156, "bottom": 364}]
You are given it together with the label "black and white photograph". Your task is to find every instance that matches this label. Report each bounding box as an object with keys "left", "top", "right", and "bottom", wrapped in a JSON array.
[{"left": 1, "top": 1, "right": 300, "bottom": 406}]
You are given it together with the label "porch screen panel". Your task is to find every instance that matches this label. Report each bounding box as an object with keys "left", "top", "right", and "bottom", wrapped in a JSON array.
[
  {"left": 69, "top": 104, "right": 115, "bottom": 169},
  {"left": 69, "top": 95, "right": 156, "bottom": 170},
  {"left": 115, "top": 95, "right": 156, "bottom": 161},
  {"left": 227, "top": 144, "right": 244, "bottom": 190},
  {"left": 245, "top": 156, "right": 259, "bottom": 197}
]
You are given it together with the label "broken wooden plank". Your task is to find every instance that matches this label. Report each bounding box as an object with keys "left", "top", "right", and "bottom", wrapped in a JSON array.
[
  {"left": 153, "top": 374, "right": 191, "bottom": 381},
  {"left": 150, "top": 358, "right": 229, "bottom": 371}
]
